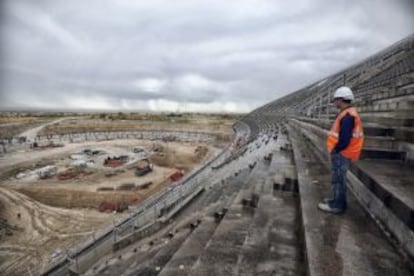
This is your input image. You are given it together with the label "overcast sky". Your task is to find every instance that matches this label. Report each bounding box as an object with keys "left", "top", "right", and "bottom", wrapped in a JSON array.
[{"left": 0, "top": 0, "right": 413, "bottom": 113}]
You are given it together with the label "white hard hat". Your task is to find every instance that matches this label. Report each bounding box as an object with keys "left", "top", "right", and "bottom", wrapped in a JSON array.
[{"left": 333, "top": 86, "right": 354, "bottom": 101}]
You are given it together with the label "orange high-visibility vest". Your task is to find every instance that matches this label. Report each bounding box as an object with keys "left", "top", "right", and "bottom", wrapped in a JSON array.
[{"left": 326, "top": 107, "right": 364, "bottom": 161}]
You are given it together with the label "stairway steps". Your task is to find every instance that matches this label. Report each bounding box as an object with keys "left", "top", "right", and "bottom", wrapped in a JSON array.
[
  {"left": 235, "top": 153, "right": 304, "bottom": 275},
  {"left": 157, "top": 215, "right": 221, "bottom": 276},
  {"left": 361, "top": 148, "right": 406, "bottom": 161},
  {"left": 122, "top": 228, "right": 193, "bottom": 276},
  {"left": 349, "top": 160, "right": 414, "bottom": 232},
  {"left": 363, "top": 136, "right": 397, "bottom": 150},
  {"left": 188, "top": 161, "right": 274, "bottom": 275},
  {"left": 288, "top": 124, "right": 411, "bottom": 275},
  {"left": 158, "top": 172, "right": 251, "bottom": 276},
  {"left": 189, "top": 187, "right": 257, "bottom": 275}
]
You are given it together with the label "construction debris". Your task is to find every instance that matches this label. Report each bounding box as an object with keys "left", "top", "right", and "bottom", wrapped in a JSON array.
[
  {"left": 104, "top": 169, "right": 125, "bottom": 178},
  {"left": 32, "top": 141, "right": 64, "bottom": 150},
  {"left": 104, "top": 155, "right": 129, "bottom": 167},
  {"left": 71, "top": 159, "right": 95, "bottom": 168},
  {"left": 264, "top": 153, "right": 273, "bottom": 162},
  {"left": 57, "top": 169, "right": 78, "bottom": 180},
  {"left": 169, "top": 170, "right": 184, "bottom": 182},
  {"left": 242, "top": 193, "right": 260, "bottom": 208},
  {"left": 162, "top": 135, "right": 176, "bottom": 142},
  {"left": 57, "top": 167, "right": 93, "bottom": 180},
  {"left": 133, "top": 147, "right": 145, "bottom": 153},
  {"left": 15, "top": 165, "right": 57, "bottom": 181},
  {"left": 116, "top": 183, "right": 136, "bottom": 191},
  {"left": 82, "top": 149, "right": 104, "bottom": 156},
  {"left": 98, "top": 201, "right": 128, "bottom": 213},
  {"left": 214, "top": 208, "right": 228, "bottom": 222},
  {"left": 96, "top": 186, "right": 115, "bottom": 192}
]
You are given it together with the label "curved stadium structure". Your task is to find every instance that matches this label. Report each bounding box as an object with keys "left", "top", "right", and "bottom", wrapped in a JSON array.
[{"left": 43, "top": 34, "right": 414, "bottom": 275}]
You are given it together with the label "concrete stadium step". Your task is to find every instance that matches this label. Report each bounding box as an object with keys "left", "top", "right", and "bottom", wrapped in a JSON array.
[
  {"left": 157, "top": 173, "right": 254, "bottom": 276},
  {"left": 363, "top": 123, "right": 414, "bottom": 145},
  {"left": 360, "top": 114, "right": 414, "bottom": 128},
  {"left": 349, "top": 160, "right": 414, "bottom": 232},
  {"left": 367, "top": 86, "right": 414, "bottom": 102},
  {"left": 293, "top": 118, "right": 413, "bottom": 159},
  {"left": 234, "top": 156, "right": 304, "bottom": 275},
  {"left": 84, "top": 164, "right": 254, "bottom": 276},
  {"left": 363, "top": 123, "right": 396, "bottom": 137},
  {"left": 297, "top": 112, "right": 414, "bottom": 135},
  {"left": 235, "top": 186, "right": 303, "bottom": 275},
  {"left": 358, "top": 99, "right": 414, "bottom": 113},
  {"left": 361, "top": 147, "right": 406, "bottom": 161},
  {"left": 157, "top": 215, "right": 222, "bottom": 276},
  {"left": 189, "top": 187, "right": 257, "bottom": 275},
  {"left": 86, "top": 218, "right": 195, "bottom": 276},
  {"left": 294, "top": 116, "right": 414, "bottom": 139},
  {"left": 188, "top": 160, "right": 274, "bottom": 275},
  {"left": 363, "top": 136, "right": 397, "bottom": 150},
  {"left": 288, "top": 125, "right": 411, "bottom": 275},
  {"left": 121, "top": 226, "right": 194, "bottom": 276},
  {"left": 143, "top": 152, "right": 271, "bottom": 276}
]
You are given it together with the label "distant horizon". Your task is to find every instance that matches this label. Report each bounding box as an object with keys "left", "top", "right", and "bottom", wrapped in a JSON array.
[{"left": 0, "top": 107, "right": 246, "bottom": 115}]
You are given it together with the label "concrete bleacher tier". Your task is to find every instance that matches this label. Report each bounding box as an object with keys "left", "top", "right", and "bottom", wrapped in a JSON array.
[
  {"left": 43, "top": 34, "right": 414, "bottom": 276},
  {"left": 239, "top": 34, "right": 414, "bottom": 273}
]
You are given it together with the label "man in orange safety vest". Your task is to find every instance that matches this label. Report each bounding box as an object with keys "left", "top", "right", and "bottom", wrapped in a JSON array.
[{"left": 318, "top": 86, "right": 364, "bottom": 214}]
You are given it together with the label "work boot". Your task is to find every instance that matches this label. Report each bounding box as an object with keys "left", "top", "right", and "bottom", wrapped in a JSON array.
[
  {"left": 317, "top": 202, "right": 345, "bottom": 214},
  {"left": 322, "top": 197, "right": 333, "bottom": 204}
]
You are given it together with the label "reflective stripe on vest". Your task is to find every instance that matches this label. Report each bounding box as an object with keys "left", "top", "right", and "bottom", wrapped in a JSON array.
[{"left": 326, "top": 107, "right": 364, "bottom": 161}]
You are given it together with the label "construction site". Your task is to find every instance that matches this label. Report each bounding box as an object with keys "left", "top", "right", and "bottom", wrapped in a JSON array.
[
  {"left": 1, "top": 0, "right": 414, "bottom": 273},
  {"left": 0, "top": 113, "right": 233, "bottom": 275}
]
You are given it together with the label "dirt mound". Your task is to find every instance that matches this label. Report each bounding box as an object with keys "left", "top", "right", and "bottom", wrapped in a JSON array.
[{"left": 149, "top": 145, "right": 209, "bottom": 171}]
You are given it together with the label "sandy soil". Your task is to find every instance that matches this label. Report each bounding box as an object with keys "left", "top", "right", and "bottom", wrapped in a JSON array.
[
  {"left": 0, "top": 186, "right": 115, "bottom": 276},
  {"left": 0, "top": 137, "right": 217, "bottom": 275},
  {"left": 38, "top": 117, "right": 235, "bottom": 136}
]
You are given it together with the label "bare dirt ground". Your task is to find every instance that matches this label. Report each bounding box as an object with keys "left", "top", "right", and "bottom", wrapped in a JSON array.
[
  {"left": 0, "top": 113, "right": 234, "bottom": 275},
  {"left": 0, "top": 113, "right": 231, "bottom": 275},
  {"left": 38, "top": 113, "right": 235, "bottom": 138},
  {"left": 0, "top": 186, "right": 112, "bottom": 276},
  {"left": 0, "top": 139, "right": 217, "bottom": 275},
  {"left": 3, "top": 140, "right": 215, "bottom": 209}
]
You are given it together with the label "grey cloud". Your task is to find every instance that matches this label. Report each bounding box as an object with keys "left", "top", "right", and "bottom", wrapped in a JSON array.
[{"left": 1, "top": 0, "right": 413, "bottom": 112}]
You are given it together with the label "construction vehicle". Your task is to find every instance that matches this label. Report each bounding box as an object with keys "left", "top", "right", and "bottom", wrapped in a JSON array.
[{"left": 135, "top": 159, "right": 153, "bottom": 176}]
